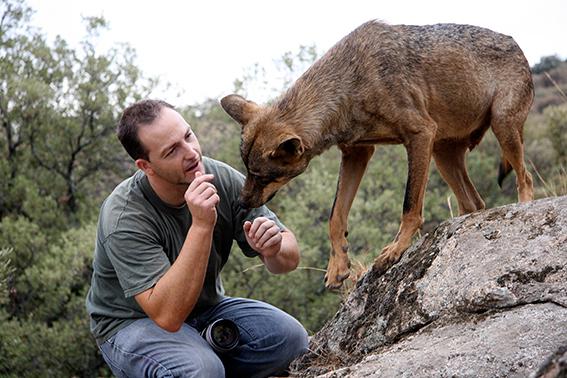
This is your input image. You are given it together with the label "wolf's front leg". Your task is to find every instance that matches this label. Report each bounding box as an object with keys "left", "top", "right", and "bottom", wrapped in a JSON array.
[
  {"left": 325, "top": 241, "right": 351, "bottom": 290},
  {"left": 374, "top": 128, "right": 434, "bottom": 274},
  {"left": 325, "top": 145, "right": 374, "bottom": 289},
  {"left": 374, "top": 213, "right": 423, "bottom": 274}
]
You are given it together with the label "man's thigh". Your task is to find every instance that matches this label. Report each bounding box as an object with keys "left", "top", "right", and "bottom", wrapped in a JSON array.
[
  {"left": 99, "top": 318, "right": 224, "bottom": 378},
  {"left": 205, "top": 297, "right": 308, "bottom": 378}
]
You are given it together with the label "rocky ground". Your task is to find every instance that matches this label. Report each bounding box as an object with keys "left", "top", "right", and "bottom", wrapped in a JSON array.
[{"left": 290, "top": 195, "right": 567, "bottom": 377}]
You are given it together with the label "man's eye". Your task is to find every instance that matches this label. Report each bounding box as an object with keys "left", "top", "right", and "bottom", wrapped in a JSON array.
[{"left": 166, "top": 147, "right": 176, "bottom": 157}]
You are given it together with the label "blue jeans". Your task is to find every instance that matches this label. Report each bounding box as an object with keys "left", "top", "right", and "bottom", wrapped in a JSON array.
[{"left": 99, "top": 297, "right": 309, "bottom": 377}]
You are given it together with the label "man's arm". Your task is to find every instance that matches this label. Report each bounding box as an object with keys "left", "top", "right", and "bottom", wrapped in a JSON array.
[
  {"left": 135, "top": 172, "right": 219, "bottom": 332},
  {"left": 244, "top": 218, "right": 300, "bottom": 274}
]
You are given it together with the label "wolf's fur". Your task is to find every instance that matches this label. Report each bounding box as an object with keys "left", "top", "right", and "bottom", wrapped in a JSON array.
[{"left": 221, "top": 20, "right": 534, "bottom": 289}]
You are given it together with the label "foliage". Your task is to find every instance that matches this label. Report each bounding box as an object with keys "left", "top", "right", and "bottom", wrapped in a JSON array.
[
  {"left": 532, "top": 54, "right": 565, "bottom": 75},
  {"left": 0, "top": 0, "right": 154, "bottom": 227},
  {"left": 0, "top": 248, "right": 13, "bottom": 306},
  {"left": 543, "top": 104, "right": 567, "bottom": 165},
  {"left": 0, "top": 223, "right": 106, "bottom": 377},
  {"left": 531, "top": 56, "right": 567, "bottom": 112},
  {"left": 529, "top": 104, "right": 567, "bottom": 197},
  {"left": 232, "top": 44, "right": 320, "bottom": 103},
  {"left": 0, "top": 0, "right": 152, "bottom": 375}
]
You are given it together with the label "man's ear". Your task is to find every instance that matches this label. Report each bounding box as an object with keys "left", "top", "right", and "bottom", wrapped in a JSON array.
[
  {"left": 135, "top": 158, "right": 154, "bottom": 176},
  {"left": 270, "top": 135, "right": 304, "bottom": 162},
  {"left": 220, "top": 94, "right": 260, "bottom": 126}
]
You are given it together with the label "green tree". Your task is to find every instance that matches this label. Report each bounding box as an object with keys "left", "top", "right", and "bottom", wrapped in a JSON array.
[
  {"left": 0, "top": 1, "right": 154, "bottom": 375},
  {"left": 0, "top": 1, "right": 154, "bottom": 225},
  {"left": 27, "top": 16, "right": 154, "bottom": 218},
  {"left": 0, "top": 224, "right": 107, "bottom": 377},
  {"left": 0, "top": 0, "right": 47, "bottom": 218},
  {"left": 531, "top": 104, "right": 567, "bottom": 197},
  {"left": 532, "top": 55, "right": 564, "bottom": 75},
  {"left": 232, "top": 44, "right": 320, "bottom": 103},
  {"left": 544, "top": 104, "right": 567, "bottom": 165}
]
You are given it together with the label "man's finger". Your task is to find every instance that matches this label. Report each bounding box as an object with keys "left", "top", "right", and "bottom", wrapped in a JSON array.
[
  {"left": 249, "top": 217, "right": 269, "bottom": 235},
  {"left": 260, "top": 236, "right": 280, "bottom": 249},
  {"left": 253, "top": 220, "right": 275, "bottom": 240},
  {"left": 195, "top": 184, "right": 217, "bottom": 196},
  {"left": 243, "top": 221, "right": 252, "bottom": 234},
  {"left": 188, "top": 173, "right": 214, "bottom": 190},
  {"left": 257, "top": 225, "right": 279, "bottom": 246},
  {"left": 203, "top": 194, "right": 220, "bottom": 208},
  {"left": 191, "top": 182, "right": 217, "bottom": 198}
]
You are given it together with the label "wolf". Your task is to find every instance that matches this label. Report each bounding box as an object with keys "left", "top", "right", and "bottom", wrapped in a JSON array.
[{"left": 220, "top": 20, "right": 534, "bottom": 289}]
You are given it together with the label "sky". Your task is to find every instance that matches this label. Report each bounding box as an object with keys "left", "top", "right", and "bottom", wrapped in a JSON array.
[{"left": 27, "top": 0, "right": 567, "bottom": 106}]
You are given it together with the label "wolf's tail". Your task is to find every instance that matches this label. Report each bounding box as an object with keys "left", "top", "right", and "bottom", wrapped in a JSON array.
[{"left": 497, "top": 157, "right": 513, "bottom": 188}]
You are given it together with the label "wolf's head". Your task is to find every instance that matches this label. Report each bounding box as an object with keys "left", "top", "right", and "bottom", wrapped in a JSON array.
[{"left": 220, "top": 94, "right": 310, "bottom": 208}]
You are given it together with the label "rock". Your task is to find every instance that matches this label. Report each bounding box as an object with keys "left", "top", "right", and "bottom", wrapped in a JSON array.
[
  {"left": 531, "top": 345, "right": 567, "bottom": 378},
  {"left": 291, "top": 196, "right": 567, "bottom": 377}
]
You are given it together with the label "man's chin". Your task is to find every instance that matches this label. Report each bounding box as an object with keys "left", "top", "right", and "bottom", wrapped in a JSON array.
[{"left": 184, "top": 164, "right": 205, "bottom": 182}]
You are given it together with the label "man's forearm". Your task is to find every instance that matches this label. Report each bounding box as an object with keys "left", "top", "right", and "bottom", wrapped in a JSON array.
[
  {"left": 136, "top": 224, "right": 213, "bottom": 332},
  {"left": 261, "top": 231, "right": 300, "bottom": 274}
]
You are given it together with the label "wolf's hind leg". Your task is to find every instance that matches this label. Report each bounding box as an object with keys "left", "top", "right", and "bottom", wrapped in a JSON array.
[
  {"left": 490, "top": 95, "right": 534, "bottom": 202},
  {"left": 433, "top": 140, "right": 485, "bottom": 214}
]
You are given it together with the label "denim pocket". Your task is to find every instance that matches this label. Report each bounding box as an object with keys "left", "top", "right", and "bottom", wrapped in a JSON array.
[{"left": 105, "top": 334, "right": 117, "bottom": 345}]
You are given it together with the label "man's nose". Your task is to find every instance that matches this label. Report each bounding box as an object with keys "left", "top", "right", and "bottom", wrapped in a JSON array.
[{"left": 181, "top": 141, "right": 199, "bottom": 158}]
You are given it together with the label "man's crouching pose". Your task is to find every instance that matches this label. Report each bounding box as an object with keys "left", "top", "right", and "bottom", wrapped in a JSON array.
[{"left": 86, "top": 99, "right": 308, "bottom": 377}]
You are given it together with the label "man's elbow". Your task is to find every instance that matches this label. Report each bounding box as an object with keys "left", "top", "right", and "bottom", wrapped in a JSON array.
[
  {"left": 136, "top": 289, "right": 197, "bottom": 332},
  {"left": 154, "top": 316, "right": 184, "bottom": 333},
  {"left": 266, "top": 251, "right": 300, "bottom": 274},
  {"left": 288, "top": 252, "right": 300, "bottom": 272}
]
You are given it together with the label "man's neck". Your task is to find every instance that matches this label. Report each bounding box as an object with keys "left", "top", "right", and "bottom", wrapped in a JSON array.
[{"left": 146, "top": 175, "right": 187, "bottom": 207}]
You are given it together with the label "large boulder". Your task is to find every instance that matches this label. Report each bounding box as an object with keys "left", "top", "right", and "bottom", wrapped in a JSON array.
[{"left": 292, "top": 195, "right": 567, "bottom": 377}]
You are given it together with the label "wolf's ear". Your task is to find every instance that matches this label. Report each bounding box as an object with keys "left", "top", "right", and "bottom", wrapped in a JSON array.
[
  {"left": 220, "top": 94, "right": 259, "bottom": 126},
  {"left": 271, "top": 136, "right": 304, "bottom": 162}
]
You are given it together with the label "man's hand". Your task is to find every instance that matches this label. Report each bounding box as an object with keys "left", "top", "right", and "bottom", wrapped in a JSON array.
[
  {"left": 184, "top": 172, "right": 219, "bottom": 228},
  {"left": 244, "top": 217, "right": 282, "bottom": 257}
]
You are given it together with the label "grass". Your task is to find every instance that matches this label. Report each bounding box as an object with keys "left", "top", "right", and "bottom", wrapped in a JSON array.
[{"left": 529, "top": 161, "right": 567, "bottom": 198}]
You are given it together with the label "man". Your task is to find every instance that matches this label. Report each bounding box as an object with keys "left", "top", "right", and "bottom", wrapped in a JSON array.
[{"left": 86, "top": 99, "right": 308, "bottom": 377}]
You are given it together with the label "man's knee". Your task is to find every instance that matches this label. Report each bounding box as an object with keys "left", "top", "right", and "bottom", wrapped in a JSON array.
[
  {"left": 283, "top": 316, "right": 309, "bottom": 358},
  {"left": 175, "top": 349, "right": 225, "bottom": 378},
  {"left": 101, "top": 344, "right": 225, "bottom": 378},
  {"left": 266, "top": 311, "right": 309, "bottom": 362},
  {"left": 100, "top": 319, "right": 226, "bottom": 378}
]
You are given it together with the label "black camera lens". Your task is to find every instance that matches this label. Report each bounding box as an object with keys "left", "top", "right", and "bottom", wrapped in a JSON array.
[{"left": 201, "top": 319, "right": 240, "bottom": 353}]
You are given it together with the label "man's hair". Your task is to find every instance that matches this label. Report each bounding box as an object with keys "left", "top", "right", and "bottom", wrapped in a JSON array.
[{"left": 117, "top": 99, "right": 175, "bottom": 161}]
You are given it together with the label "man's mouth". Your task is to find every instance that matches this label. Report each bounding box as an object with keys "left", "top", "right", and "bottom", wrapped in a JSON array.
[{"left": 184, "top": 161, "right": 200, "bottom": 173}]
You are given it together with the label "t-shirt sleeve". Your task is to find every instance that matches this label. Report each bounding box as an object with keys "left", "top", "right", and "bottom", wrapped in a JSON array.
[
  {"left": 226, "top": 166, "right": 287, "bottom": 258},
  {"left": 104, "top": 230, "right": 171, "bottom": 298},
  {"left": 235, "top": 205, "right": 286, "bottom": 257}
]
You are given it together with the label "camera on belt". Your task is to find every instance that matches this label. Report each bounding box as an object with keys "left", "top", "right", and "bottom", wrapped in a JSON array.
[{"left": 201, "top": 318, "right": 240, "bottom": 353}]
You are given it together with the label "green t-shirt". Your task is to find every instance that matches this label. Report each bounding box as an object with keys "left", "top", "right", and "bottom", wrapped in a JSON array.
[{"left": 85, "top": 157, "right": 284, "bottom": 345}]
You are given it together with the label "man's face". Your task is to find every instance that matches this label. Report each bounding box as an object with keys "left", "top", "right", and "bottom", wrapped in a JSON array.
[{"left": 136, "top": 107, "right": 205, "bottom": 186}]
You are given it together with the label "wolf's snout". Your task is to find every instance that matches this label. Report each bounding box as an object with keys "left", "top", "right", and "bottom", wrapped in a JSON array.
[
  {"left": 238, "top": 193, "right": 263, "bottom": 209},
  {"left": 238, "top": 189, "right": 277, "bottom": 209},
  {"left": 266, "top": 191, "right": 277, "bottom": 203},
  {"left": 238, "top": 198, "right": 251, "bottom": 210}
]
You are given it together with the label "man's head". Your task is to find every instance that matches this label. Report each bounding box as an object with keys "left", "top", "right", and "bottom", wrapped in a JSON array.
[
  {"left": 118, "top": 99, "right": 205, "bottom": 187},
  {"left": 117, "top": 99, "right": 174, "bottom": 161}
]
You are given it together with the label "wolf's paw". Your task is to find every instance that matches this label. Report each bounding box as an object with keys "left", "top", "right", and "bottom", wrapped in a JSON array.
[
  {"left": 324, "top": 259, "right": 351, "bottom": 290},
  {"left": 373, "top": 243, "right": 405, "bottom": 275}
]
